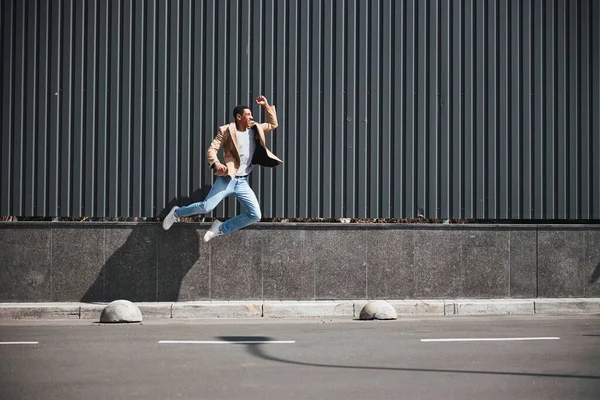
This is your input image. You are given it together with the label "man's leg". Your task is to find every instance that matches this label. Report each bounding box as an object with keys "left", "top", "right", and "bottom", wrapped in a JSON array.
[
  {"left": 176, "top": 176, "right": 233, "bottom": 217},
  {"left": 220, "top": 176, "right": 262, "bottom": 234}
]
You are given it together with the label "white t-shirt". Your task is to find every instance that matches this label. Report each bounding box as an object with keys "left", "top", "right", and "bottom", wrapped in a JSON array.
[{"left": 236, "top": 129, "right": 256, "bottom": 176}]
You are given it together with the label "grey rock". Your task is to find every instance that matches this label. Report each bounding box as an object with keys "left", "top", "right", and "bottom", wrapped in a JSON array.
[
  {"left": 509, "top": 228, "right": 537, "bottom": 297},
  {"left": 0, "top": 227, "right": 52, "bottom": 302},
  {"left": 52, "top": 227, "right": 104, "bottom": 301},
  {"left": 359, "top": 300, "right": 398, "bottom": 320},
  {"left": 538, "top": 230, "right": 584, "bottom": 297},
  {"left": 312, "top": 230, "right": 367, "bottom": 299},
  {"left": 366, "top": 230, "right": 414, "bottom": 299},
  {"left": 262, "top": 230, "right": 313, "bottom": 300},
  {"left": 209, "top": 230, "right": 262, "bottom": 300},
  {"left": 99, "top": 300, "right": 143, "bottom": 323}
]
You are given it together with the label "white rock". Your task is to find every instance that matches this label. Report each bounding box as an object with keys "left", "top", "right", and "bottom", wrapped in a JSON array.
[
  {"left": 359, "top": 300, "right": 398, "bottom": 320},
  {"left": 100, "top": 300, "right": 143, "bottom": 323}
]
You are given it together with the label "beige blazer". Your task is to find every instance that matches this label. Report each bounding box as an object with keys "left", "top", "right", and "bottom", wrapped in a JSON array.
[{"left": 206, "top": 105, "right": 282, "bottom": 178}]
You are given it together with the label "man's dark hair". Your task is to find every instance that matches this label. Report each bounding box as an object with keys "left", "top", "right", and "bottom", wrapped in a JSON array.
[{"left": 233, "top": 105, "right": 250, "bottom": 120}]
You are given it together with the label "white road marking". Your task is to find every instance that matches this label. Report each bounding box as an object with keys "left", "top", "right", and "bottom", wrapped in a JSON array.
[
  {"left": 421, "top": 337, "right": 560, "bottom": 342},
  {"left": 159, "top": 340, "right": 295, "bottom": 345},
  {"left": 0, "top": 341, "right": 39, "bottom": 345}
]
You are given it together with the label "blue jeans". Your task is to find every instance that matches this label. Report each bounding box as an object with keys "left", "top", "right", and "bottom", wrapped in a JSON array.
[{"left": 175, "top": 176, "right": 261, "bottom": 234}]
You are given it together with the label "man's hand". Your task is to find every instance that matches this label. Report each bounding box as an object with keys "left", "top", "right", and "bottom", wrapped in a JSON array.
[
  {"left": 255, "top": 95, "right": 269, "bottom": 107},
  {"left": 214, "top": 162, "right": 228, "bottom": 173}
]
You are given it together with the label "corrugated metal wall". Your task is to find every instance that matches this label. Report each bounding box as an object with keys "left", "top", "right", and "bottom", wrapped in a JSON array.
[{"left": 1, "top": 0, "right": 599, "bottom": 219}]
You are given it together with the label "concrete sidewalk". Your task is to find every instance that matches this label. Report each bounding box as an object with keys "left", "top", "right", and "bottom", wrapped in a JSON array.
[{"left": 1, "top": 298, "right": 600, "bottom": 320}]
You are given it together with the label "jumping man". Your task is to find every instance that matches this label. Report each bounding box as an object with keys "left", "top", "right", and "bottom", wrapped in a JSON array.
[{"left": 162, "top": 96, "right": 282, "bottom": 242}]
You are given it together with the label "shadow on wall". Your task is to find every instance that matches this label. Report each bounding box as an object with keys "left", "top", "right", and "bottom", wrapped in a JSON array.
[
  {"left": 82, "top": 187, "right": 212, "bottom": 303},
  {"left": 589, "top": 263, "right": 600, "bottom": 285}
]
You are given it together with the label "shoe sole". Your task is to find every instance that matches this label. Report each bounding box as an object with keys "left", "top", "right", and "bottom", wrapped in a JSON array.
[{"left": 163, "top": 207, "right": 179, "bottom": 230}]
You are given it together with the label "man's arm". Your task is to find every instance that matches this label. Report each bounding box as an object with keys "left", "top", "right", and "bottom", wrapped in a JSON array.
[
  {"left": 206, "top": 127, "right": 228, "bottom": 173},
  {"left": 255, "top": 96, "right": 278, "bottom": 133}
]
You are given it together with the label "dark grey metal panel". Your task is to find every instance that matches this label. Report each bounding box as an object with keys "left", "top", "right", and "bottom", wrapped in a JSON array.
[
  {"left": 593, "top": 0, "right": 600, "bottom": 219},
  {"left": 1, "top": 0, "right": 599, "bottom": 219},
  {"left": 332, "top": 0, "right": 345, "bottom": 217}
]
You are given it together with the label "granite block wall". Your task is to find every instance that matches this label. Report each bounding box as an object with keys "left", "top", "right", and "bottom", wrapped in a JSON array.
[{"left": 0, "top": 222, "right": 598, "bottom": 302}]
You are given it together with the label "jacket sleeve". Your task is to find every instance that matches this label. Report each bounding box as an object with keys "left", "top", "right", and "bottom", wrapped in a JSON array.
[
  {"left": 257, "top": 105, "right": 278, "bottom": 134},
  {"left": 207, "top": 127, "right": 227, "bottom": 168}
]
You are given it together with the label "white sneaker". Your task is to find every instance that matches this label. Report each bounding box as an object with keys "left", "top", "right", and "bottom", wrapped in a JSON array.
[
  {"left": 162, "top": 206, "right": 180, "bottom": 230},
  {"left": 203, "top": 220, "right": 223, "bottom": 242}
]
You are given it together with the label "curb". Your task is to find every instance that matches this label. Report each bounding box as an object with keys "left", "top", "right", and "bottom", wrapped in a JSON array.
[{"left": 1, "top": 299, "right": 600, "bottom": 320}]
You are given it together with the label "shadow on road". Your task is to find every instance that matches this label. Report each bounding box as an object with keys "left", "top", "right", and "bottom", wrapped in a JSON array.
[{"left": 218, "top": 335, "right": 600, "bottom": 381}]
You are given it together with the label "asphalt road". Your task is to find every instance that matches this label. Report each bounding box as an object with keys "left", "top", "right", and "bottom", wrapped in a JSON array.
[{"left": 1, "top": 315, "right": 599, "bottom": 400}]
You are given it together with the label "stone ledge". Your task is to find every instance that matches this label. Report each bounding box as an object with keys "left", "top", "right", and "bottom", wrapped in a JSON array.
[
  {"left": 137, "top": 303, "right": 173, "bottom": 319},
  {"left": 263, "top": 301, "right": 354, "bottom": 318},
  {"left": 80, "top": 304, "right": 105, "bottom": 319},
  {"left": 452, "top": 299, "right": 535, "bottom": 315},
  {"left": 387, "top": 300, "right": 448, "bottom": 316},
  {"left": 171, "top": 301, "right": 262, "bottom": 319},
  {"left": 534, "top": 298, "right": 600, "bottom": 314},
  {"left": 0, "top": 303, "right": 81, "bottom": 320},
  {"left": 0, "top": 299, "right": 599, "bottom": 320}
]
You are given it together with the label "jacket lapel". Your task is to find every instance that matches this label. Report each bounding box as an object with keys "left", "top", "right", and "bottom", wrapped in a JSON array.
[{"left": 228, "top": 123, "right": 240, "bottom": 153}]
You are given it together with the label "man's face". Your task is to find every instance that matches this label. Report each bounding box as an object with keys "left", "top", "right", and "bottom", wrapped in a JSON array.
[{"left": 237, "top": 108, "right": 253, "bottom": 128}]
